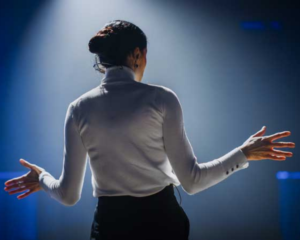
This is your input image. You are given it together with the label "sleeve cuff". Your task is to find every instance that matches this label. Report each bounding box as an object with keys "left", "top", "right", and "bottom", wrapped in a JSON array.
[
  {"left": 238, "top": 148, "right": 249, "bottom": 169},
  {"left": 38, "top": 171, "right": 53, "bottom": 191},
  {"left": 218, "top": 147, "right": 249, "bottom": 177},
  {"left": 39, "top": 171, "right": 50, "bottom": 181}
]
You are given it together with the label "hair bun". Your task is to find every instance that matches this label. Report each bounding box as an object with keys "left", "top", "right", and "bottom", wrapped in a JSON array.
[
  {"left": 88, "top": 20, "right": 148, "bottom": 73},
  {"left": 88, "top": 35, "right": 105, "bottom": 54}
]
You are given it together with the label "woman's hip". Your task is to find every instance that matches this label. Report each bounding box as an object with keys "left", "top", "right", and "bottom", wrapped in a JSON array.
[{"left": 90, "top": 184, "right": 190, "bottom": 240}]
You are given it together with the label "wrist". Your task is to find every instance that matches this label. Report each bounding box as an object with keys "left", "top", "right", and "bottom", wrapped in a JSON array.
[{"left": 238, "top": 145, "right": 250, "bottom": 161}]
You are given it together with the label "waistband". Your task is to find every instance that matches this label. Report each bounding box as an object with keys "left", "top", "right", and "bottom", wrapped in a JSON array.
[{"left": 97, "top": 184, "right": 175, "bottom": 204}]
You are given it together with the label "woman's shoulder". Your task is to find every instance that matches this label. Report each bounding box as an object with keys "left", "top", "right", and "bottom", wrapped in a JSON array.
[
  {"left": 147, "top": 84, "right": 179, "bottom": 103},
  {"left": 69, "top": 83, "right": 179, "bottom": 112},
  {"left": 142, "top": 84, "right": 181, "bottom": 115},
  {"left": 143, "top": 83, "right": 177, "bottom": 96},
  {"left": 69, "top": 86, "right": 101, "bottom": 110}
]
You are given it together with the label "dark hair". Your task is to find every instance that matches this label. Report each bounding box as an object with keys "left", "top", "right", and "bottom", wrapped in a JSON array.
[{"left": 88, "top": 20, "right": 148, "bottom": 74}]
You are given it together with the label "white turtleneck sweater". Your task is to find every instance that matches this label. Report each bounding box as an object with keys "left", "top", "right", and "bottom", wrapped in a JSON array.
[{"left": 39, "top": 65, "right": 249, "bottom": 206}]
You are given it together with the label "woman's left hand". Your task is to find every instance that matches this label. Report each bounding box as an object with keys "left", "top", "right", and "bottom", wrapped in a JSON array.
[{"left": 4, "top": 159, "right": 45, "bottom": 200}]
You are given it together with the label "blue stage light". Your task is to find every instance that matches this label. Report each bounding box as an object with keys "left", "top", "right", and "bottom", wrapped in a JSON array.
[
  {"left": 270, "top": 21, "right": 282, "bottom": 30},
  {"left": 277, "top": 171, "right": 300, "bottom": 180},
  {"left": 241, "top": 21, "right": 265, "bottom": 30}
]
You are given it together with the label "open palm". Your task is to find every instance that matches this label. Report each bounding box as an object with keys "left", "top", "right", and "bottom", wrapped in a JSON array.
[{"left": 4, "top": 159, "right": 45, "bottom": 200}]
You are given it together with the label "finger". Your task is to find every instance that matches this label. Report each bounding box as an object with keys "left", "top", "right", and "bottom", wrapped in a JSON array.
[
  {"left": 7, "top": 186, "right": 34, "bottom": 195},
  {"left": 17, "top": 188, "right": 38, "bottom": 200},
  {"left": 20, "top": 159, "right": 41, "bottom": 174},
  {"left": 19, "top": 159, "right": 34, "bottom": 170},
  {"left": 5, "top": 178, "right": 37, "bottom": 189},
  {"left": 262, "top": 154, "right": 286, "bottom": 161},
  {"left": 4, "top": 182, "right": 37, "bottom": 191},
  {"left": 264, "top": 150, "right": 293, "bottom": 157},
  {"left": 5, "top": 181, "right": 37, "bottom": 191},
  {"left": 4, "top": 176, "right": 26, "bottom": 186},
  {"left": 253, "top": 126, "right": 267, "bottom": 137},
  {"left": 271, "top": 142, "right": 296, "bottom": 148},
  {"left": 266, "top": 131, "right": 291, "bottom": 141}
]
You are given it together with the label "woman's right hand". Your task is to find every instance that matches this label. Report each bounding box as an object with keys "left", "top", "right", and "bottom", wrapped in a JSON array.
[{"left": 239, "top": 126, "right": 296, "bottom": 161}]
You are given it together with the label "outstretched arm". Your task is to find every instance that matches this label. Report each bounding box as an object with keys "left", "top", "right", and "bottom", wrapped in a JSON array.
[
  {"left": 38, "top": 102, "right": 88, "bottom": 206},
  {"left": 159, "top": 87, "right": 249, "bottom": 195}
]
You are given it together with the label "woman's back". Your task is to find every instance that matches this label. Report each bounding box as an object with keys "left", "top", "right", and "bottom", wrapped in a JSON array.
[{"left": 74, "top": 66, "right": 180, "bottom": 197}]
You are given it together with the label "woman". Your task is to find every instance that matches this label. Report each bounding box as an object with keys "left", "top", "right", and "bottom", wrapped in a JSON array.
[{"left": 4, "top": 20, "right": 295, "bottom": 240}]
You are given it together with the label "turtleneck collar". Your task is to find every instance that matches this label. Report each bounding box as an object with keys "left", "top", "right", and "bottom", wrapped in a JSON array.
[{"left": 101, "top": 65, "right": 136, "bottom": 84}]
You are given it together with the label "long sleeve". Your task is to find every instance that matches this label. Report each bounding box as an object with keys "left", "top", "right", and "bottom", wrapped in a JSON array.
[
  {"left": 38, "top": 102, "right": 88, "bottom": 206},
  {"left": 159, "top": 87, "right": 249, "bottom": 195}
]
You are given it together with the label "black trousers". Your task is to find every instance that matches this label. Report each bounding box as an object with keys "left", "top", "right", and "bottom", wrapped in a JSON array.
[{"left": 90, "top": 184, "right": 190, "bottom": 240}]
